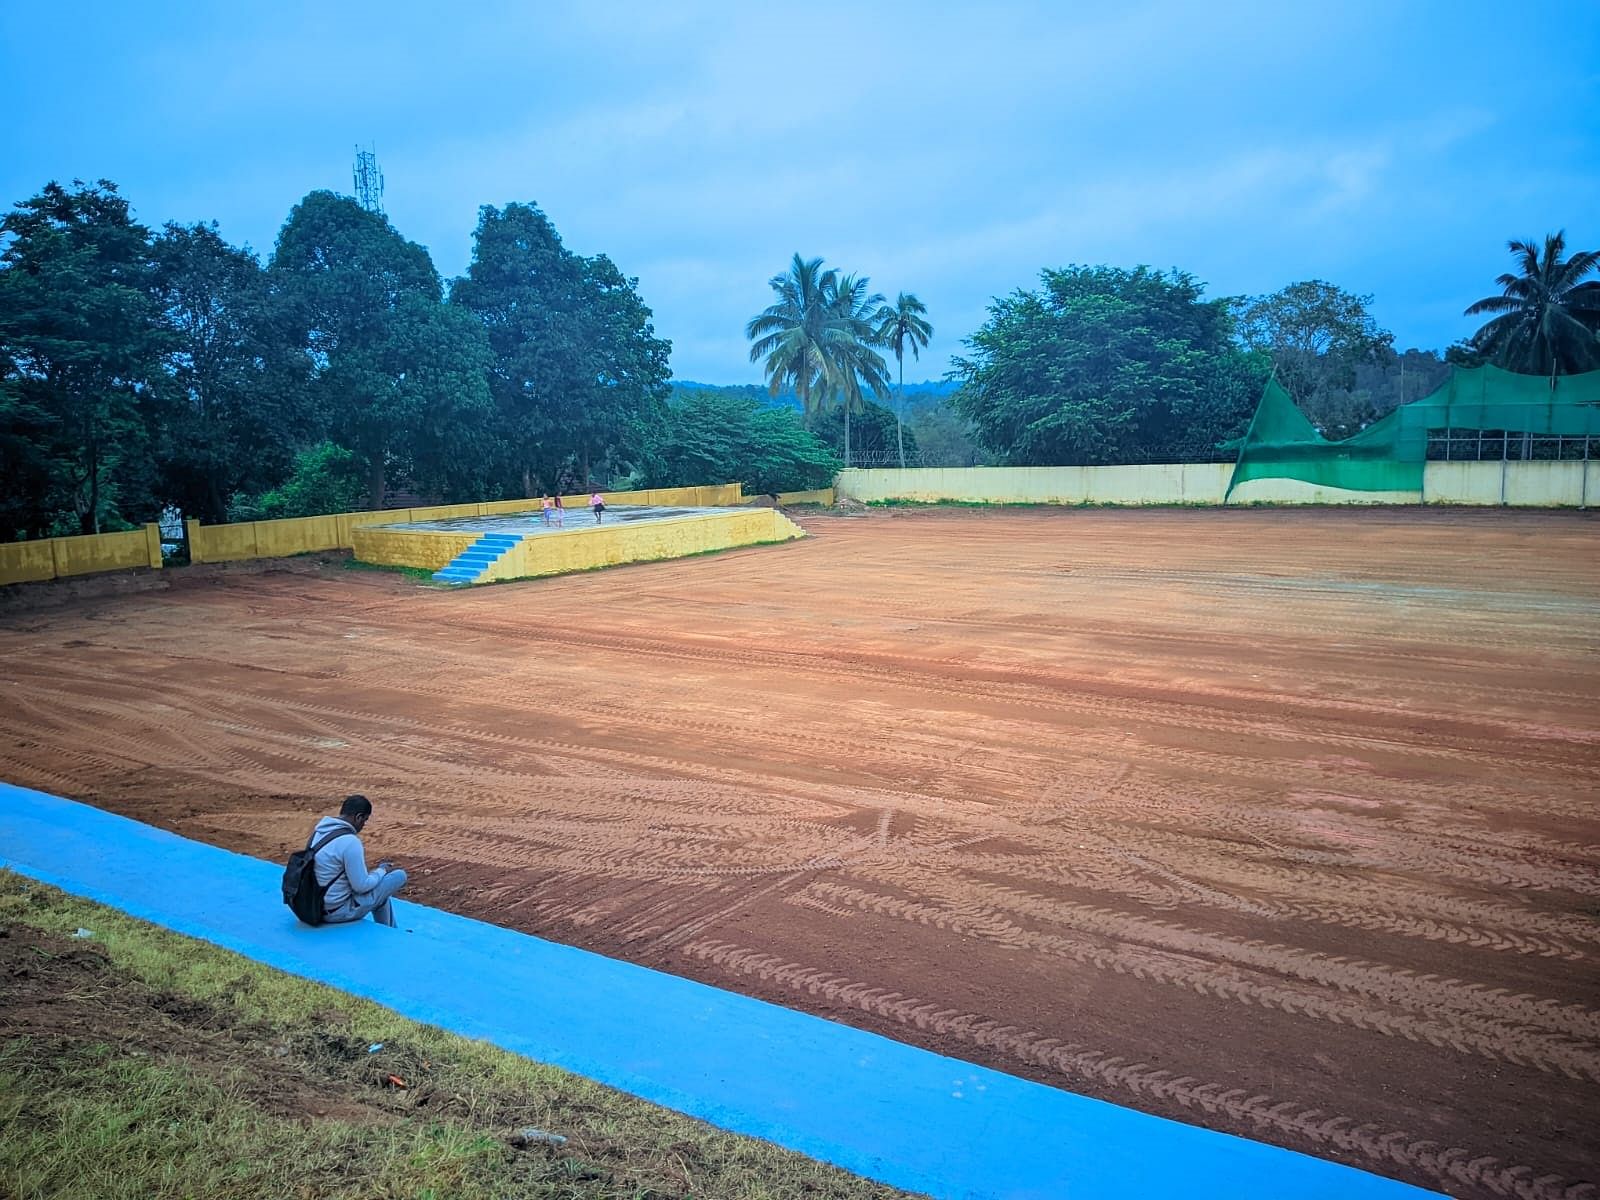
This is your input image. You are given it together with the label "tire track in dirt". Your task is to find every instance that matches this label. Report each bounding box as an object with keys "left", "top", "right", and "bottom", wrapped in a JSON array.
[
  {"left": 857, "top": 867, "right": 1600, "bottom": 1039},
  {"left": 800, "top": 880, "right": 1600, "bottom": 1081},
  {"left": 683, "top": 939, "right": 1597, "bottom": 1200}
]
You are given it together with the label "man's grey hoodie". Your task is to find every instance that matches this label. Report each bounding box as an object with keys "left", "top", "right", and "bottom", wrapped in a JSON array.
[{"left": 311, "top": 816, "right": 390, "bottom": 912}]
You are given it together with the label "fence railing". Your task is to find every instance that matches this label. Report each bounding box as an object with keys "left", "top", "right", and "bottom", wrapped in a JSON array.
[{"left": 1427, "top": 432, "right": 1595, "bottom": 462}]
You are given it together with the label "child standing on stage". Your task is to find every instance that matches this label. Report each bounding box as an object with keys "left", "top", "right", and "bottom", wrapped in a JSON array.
[
  {"left": 590, "top": 491, "right": 605, "bottom": 523},
  {"left": 540, "top": 495, "right": 553, "bottom": 527},
  {"left": 552, "top": 494, "right": 565, "bottom": 528}
]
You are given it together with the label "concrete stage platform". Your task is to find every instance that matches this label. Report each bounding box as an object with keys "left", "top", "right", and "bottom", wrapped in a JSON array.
[
  {"left": 350, "top": 504, "right": 806, "bottom": 586},
  {"left": 0, "top": 784, "right": 1437, "bottom": 1200}
]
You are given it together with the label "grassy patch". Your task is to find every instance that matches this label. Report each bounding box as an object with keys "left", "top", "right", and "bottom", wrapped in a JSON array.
[
  {"left": 0, "top": 873, "right": 916, "bottom": 1200},
  {"left": 341, "top": 558, "right": 439, "bottom": 582}
]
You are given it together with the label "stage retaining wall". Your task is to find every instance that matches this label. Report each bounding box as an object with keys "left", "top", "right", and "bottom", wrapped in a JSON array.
[
  {"left": 353, "top": 507, "right": 803, "bottom": 583},
  {"left": 185, "top": 483, "right": 744, "bottom": 566}
]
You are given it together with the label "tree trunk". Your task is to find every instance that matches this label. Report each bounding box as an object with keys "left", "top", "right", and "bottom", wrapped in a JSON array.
[
  {"left": 896, "top": 355, "right": 906, "bottom": 469},
  {"left": 844, "top": 404, "right": 852, "bottom": 468},
  {"left": 207, "top": 474, "right": 227, "bottom": 525},
  {"left": 367, "top": 457, "right": 386, "bottom": 511},
  {"left": 522, "top": 466, "right": 533, "bottom": 499}
]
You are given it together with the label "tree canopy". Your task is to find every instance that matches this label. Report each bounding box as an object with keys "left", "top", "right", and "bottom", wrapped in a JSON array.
[
  {"left": 952, "top": 266, "right": 1267, "bottom": 465},
  {"left": 640, "top": 389, "right": 839, "bottom": 495},
  {"left": 1230, "top": 281, "right": 1393, "bottom": 431},
  {"left": 0, "top": 180, "right": 170, "bottom": 535},
  {"left": 270, "top": 191, "right": 493, "bottom": 509},
  {"left": 450, "top": 202, "right": 672, "bottom": 497},
  {"left": 1465, "top": 232, "right": 1600, "bottom": 379}
]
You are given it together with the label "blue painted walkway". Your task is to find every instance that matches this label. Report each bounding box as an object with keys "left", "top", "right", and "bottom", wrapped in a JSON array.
[{"left": 0, "top": 783, "right": 1437, "bottom": 1200}]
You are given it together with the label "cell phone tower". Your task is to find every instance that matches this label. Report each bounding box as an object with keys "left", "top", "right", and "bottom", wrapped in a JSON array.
[{"left": 352, "top": 144, "right": 385, "bottom": 215}]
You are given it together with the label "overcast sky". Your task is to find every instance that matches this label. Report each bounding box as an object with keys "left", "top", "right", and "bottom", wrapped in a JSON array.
[{"left": 4, "top": 1, "right": 1596, "bottom": 383}]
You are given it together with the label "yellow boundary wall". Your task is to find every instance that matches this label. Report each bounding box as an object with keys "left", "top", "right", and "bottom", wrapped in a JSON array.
[
  {"left": 351, "top": 507, "right": 804, "bottom": 583},
  {"left": 0, "top": 524, "right": 163, "bottom": 586},
  {"left": 2, "top": 484, "right": 745, "bottom": 586},
  {"left": 185, "top": 483, "right": 744, "bottom": 565},
  {"left": 772, "top": 488, "right": 836, "bottom": 506},
  {"left": 837, "top": 463, "right": 1595, "bottom": 507}
]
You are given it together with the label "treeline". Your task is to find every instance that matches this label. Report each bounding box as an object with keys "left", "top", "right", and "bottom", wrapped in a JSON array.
[
  {"left": 947, "top": 234, "right": 1598, "bottom": 468},
  {"left": 0, "top": 181, "right": 828, "bottom": 542}
]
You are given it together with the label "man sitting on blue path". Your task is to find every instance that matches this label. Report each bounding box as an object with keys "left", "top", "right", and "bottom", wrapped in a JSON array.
[{"left": 312, "top": 794, "right": 407, "bottom": 927}]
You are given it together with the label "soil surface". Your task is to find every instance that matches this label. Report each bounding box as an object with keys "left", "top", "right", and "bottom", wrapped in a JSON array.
[{"left": 2, "top": 508, "right": 1597, "bottom": 1198}]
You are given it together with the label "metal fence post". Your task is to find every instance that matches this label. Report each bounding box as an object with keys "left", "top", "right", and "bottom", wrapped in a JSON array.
[{"left": 1500, "top": 432, "right": 1509, "bottom": 506}]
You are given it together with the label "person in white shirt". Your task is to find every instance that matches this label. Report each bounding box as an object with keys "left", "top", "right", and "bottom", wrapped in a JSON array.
[{"left": 310, "top": 794, "right": 407, "bottom": 927}]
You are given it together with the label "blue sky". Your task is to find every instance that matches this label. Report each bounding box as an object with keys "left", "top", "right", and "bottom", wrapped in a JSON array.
[{"left": 4, "top": 1, "right": 1596, "bottom": 383}]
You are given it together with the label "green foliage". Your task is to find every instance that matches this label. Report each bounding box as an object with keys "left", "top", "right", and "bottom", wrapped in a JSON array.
[
  {"left": 745, "top": 255, "right": 894, "bottom": 463},
  {"left": 952, "top": 265, "right": 1267, "bottom": 465},
  {"left": 810, "top": 397, "right": 917, "bottom": 464},
  {"left": 0, "top": 180, "right": 171, "bottom": 538},
  {"left": 905, "top": 400, "right": 988, "bottom": 466},
  {"left": 228, "top": 442, "right": 367, "bottom": 521},
  {"left": 270, "top": 191, "right": 494, "bottom": 508},
  {"left": 1464, "top": 231, "right": 1600, "bottom": 378},
  {"left": 875, "top": 292, "right": 933, "bottom": 468},
  {"left": 1230, "top": 281, "right": 1395, "bottom": 431},
  {"left": 450, "top": 202, "right": 672, "bottom": 497},
  {"left": 640, "top": 389, "right": 839, "bottom": 494},
  {"left": 152, "top": 221, "right": 304, "bottom": 524}
]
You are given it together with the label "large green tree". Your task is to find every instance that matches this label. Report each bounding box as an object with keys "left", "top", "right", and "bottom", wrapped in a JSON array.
[
  {"left": 270, "top": 191, "right": 493, "bottom": 507},
  {"left": 0, "top": 180, "right": 170, "bottom": 537},
  {"left": 1230, "top": 280, "right": 1393, "bottom": 430},
  {"left": 451, "top": 203, "right": 671, "bottom": 496},
  {"left": 1464, "top": 231, "right": 1600, "bottom": 380},
  {"left": 952, "top": 265, "right": 1267, "bottom": 465},
  {"left": 875, "top": 292, "right": 933, "bottom": 469},
  {"left": 152, "top": 222, "right": 303, "bottom": 523}
]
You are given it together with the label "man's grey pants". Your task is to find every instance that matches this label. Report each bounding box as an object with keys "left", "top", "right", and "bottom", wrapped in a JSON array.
[{"left": 325, "top": 869, "right": 408, "bottom": 928}]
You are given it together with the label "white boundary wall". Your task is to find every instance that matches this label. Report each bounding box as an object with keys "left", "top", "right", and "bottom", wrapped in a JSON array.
[{"left": 837, "top": 462, "right": 1595, "bottom": 507}]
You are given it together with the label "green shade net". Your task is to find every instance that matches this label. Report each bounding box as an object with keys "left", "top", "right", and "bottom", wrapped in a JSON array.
[{"left": 1226, "top": 365, "right": 1600, "bottom": 497}]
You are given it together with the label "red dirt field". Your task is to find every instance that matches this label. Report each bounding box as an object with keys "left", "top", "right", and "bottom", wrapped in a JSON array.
[{"left": 2, "top": 507, "right": 1597, "bottom": 1198}]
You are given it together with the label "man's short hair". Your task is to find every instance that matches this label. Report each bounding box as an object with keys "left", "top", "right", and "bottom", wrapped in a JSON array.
[{"left": 340, "top": 794, "right": 372, "bottom": 819}]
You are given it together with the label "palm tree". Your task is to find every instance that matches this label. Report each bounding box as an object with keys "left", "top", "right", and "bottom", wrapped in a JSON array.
[
  {"left": 875, "top": 293, "right": 933, "bottom": 468},
  {"left": 746, "top": 257, "right": 891, "bottom": 465},
  {"left": 1464, "top": 231, "right": 1600, "bottom": 381},
  {"left": 746, "top": 254, "right": 836, "bottom": 418},
  {"left": 820, "top": 273, "right": 891, "bottom": 467}
]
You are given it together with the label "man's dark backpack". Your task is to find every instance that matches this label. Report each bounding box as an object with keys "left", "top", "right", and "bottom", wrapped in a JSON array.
[{"left": 282, "top": 824, "right": 354, "bottom": 926}]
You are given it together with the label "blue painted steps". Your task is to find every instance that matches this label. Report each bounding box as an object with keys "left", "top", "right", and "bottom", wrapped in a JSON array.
[{"left": 432, "top": 533, "right": 522, "bottom": 585}]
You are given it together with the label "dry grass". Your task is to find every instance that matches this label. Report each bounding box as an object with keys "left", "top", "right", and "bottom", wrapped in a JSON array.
[{"left": 0, "top": 872, "right": 919, "bottom": 1200}]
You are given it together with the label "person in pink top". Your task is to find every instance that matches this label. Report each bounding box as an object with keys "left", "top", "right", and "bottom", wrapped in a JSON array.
[
  {"left": 590, "top": 492, "right": 605, "bottom": 523},
  {"left": 552, "top": 494, "right": 564, "bottom": 528}
]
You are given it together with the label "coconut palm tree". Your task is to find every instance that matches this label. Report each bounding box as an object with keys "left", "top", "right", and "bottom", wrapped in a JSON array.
[
  {"left": 875, "top": 292, "right": 933, "bottom": 467},
  {"left": 746, "top": 254, "right": 837, "bottom": 417},
  {"left": 1464, "top": 232, "right": 1600, "bottom": 381},
  {"left": 820, "top": 272, "right": 891, "bottom": 467}
]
